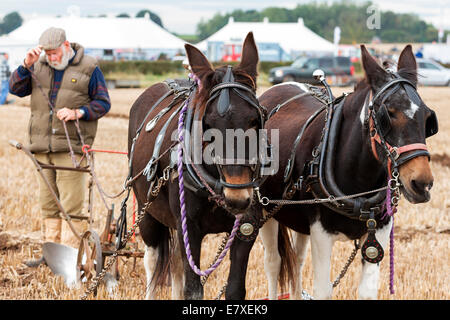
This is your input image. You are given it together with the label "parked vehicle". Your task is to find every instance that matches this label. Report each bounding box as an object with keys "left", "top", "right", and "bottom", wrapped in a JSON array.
[
  {"left": 269, "top": 56, "right": 355, "bottom": 86},
  {"left": 417, "top": 58, "right": 450, "bottom": 86}
]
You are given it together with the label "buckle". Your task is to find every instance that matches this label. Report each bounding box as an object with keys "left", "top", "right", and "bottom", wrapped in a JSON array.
[{"left": 391, "top": 146, "right": 399, "bottom": 160}]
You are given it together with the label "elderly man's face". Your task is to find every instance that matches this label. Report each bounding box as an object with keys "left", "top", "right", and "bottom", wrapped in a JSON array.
[
  {"left": 45, "top": 41, "right": 71, "bottom": 70},
  {"left": 45, "top": 46, "right": 64, "bottom": 63}
]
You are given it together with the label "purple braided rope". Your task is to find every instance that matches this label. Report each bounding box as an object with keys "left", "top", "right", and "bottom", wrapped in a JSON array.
[
  {"left": 177, "top": 89, "right": 241, "bottom": 277},
  {"left": 384, "top": 179, "right": 395, "bottom": 295}
]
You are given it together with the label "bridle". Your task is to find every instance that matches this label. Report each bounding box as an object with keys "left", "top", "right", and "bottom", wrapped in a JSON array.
[
  {"left": 279, "top": 72, "right": 439, "bottom": 221},
  {"left": 367, "top": 74, "right": 438, "bottom": 177},
  {"left": 185, "top": 66, "right": 270, "bottom": 191}
]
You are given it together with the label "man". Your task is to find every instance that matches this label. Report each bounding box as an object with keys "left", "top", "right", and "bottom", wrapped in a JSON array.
[
  {"left": 0, "top": 53, "right": 11, "bottom": 105},
  {"left": 9, "top": 27, "right": 111, "bottom": 252}
]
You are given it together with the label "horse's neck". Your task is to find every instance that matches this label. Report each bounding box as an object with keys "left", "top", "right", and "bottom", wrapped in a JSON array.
[{"left": 334, "top": 87, "right": 387, "bottom": 193}]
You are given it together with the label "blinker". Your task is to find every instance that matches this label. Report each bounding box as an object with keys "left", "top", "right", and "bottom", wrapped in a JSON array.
[
  {"left": 373, "top": 80, "right": 438, "bottom": 139},
  {"left": 375, "top": 104, "right": 392, "bottom": 137}
]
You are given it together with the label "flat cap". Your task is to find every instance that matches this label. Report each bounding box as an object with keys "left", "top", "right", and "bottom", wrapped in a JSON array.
[{"left": 39, "top": 27, "right": 66, "bottom": 50}]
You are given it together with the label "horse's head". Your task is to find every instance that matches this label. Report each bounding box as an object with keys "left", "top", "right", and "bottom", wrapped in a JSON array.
[
  {"left": 361, "top": 44, "right": 437, "bottom": 204},
  {"left": 185, "top": 32, "right": 265, "bottom": 213}
]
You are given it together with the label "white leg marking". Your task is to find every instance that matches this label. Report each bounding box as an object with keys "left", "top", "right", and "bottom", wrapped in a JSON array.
[
  {"left": 358, "top": 218, "right": 393, "bottom": 300},
  {"left": 290, "top": 231, "right": 310, "bottom": 299},
  {"left": 171, "top": 234, "right": 184, "bottom": 300},
  {"left": 310, "top": 221, "right": 335, "bottom": 299},
  {"left": 260, "top": 214, "right": 281, "bottom": 300},
  {"left": 144, "top": 245, "right": 158, "bottom": 300}
]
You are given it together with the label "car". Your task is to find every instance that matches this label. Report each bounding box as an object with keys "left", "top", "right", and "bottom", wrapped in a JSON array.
[
  {"left": 417, "top": 58, "right": 450, "bottom": 86},
  {"left": 269, "top": 56, "right": 355, "bottom": 86}
]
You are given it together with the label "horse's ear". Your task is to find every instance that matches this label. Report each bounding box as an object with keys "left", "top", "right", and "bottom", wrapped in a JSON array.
[
  {"left": 360, "top": 44, "right": 388, "bottom": 91},
  {"left": 238, "top": 32, "right": 259, "bottom": 81},
  {"left": 184, "top": 43, "right": 213, "bottom": 79},
  {"left": 397, "top": 44, "right": 418, "bottom": 86}
]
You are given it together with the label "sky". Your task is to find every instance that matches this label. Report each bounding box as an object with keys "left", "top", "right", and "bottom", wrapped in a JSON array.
[{"left": 0, "top": 0, "right": 449, "bottom": 34}]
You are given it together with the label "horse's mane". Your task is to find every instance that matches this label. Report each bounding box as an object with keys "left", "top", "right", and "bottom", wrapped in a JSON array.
[
  {"left": 192, "top": 65, "right": 257, "bottom": 117},
  {"left": 354, "top": 65, "right": 418, "bottom": 93},
  {"left": 354, "top": 77, "right": 370, "bottom": 92},
  {"left": 397, "top": 67, "right": 419, "bottom": 83}
]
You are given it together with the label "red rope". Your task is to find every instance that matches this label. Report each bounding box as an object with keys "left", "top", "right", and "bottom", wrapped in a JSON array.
[
  {"left": 82, "top": 144, "right": 128, "bottom": 155},
  {"left": 131, "top": 192, "right": 136, "bottom": 243}
]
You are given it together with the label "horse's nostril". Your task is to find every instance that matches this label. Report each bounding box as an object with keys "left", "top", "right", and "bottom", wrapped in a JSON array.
[
  {"left": 411, "top": 179, "right": 432, "bottom": 194},
  {"left": 225, "top": 197, "right": 251, "bottom": 211}
]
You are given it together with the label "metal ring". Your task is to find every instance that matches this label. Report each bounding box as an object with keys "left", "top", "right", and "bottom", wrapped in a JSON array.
[
  {"left": 370, "top": 128, "right": 377, "bottom": 137},
  {"left": 391, "top": 196, "right": 399, "bottom": 206},
  {"left": 366, "top": 218, "right": 377, "bottom": 229},
  {"left": 312, "top": 147, "right": 320, "bottom": 158},
  {"left": 388, "top": 178, "right": 399, "bottom": 190},
  {"left": 260, "top": 196, "right": 270, "bottom": 206},
  {"left": 392, "top": 170, "right": 399, "bottom": 179},
  {"left": 163, "top": 167, "right": 171, "bottom": 181},
  {"left": 390, "top": 146, "right": 399, "bottom": 160}
]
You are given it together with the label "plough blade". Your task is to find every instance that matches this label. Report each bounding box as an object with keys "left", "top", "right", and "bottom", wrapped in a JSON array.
[{"left": 42, "top": 242, "right": 79, "bottom": 287}]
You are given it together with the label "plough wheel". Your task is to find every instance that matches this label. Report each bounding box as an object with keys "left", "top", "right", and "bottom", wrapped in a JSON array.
[{"left": 76, "top": 229, "right": 103, "bottom": 291}]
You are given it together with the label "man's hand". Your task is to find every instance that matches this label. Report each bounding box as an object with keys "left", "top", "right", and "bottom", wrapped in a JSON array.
[
  {"left": 56, "top": 107, "right": 83, "bottom": 122},
  {"left": 24, "top": 45, "right": 43, "bottom": 68}
]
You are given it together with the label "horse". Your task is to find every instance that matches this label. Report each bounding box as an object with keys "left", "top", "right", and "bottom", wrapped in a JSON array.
[
  {"left": 257, "top": 44, "right": 437, "bottom": 300},
  {"left": 127, "top": 32, "right": 271, "bottom": 300}
]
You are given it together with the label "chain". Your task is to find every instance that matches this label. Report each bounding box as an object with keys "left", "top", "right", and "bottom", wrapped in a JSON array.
[
  {"left": 255, "top": 186, "right": 363, "bottom": 291},
  {"left": 150, "top": 166, "right": 172, "bottom": 197},
  {"left": 256, "top": 185, "right": 389, "bottom": 207},
  {"left": 198, "top": 232, "right": 230, "bottom": 300},
  {"left": 79, "top": 166, "right": 172, "bottom": 300},
  {"left": 332, "top": 240, "right": 360, "bottom": 288},
  {"left": 388, "top": 170, "right": 401, "bottom": 207},
  {"left": 80, "top": 200, "right": 153, "bottom": 300}
]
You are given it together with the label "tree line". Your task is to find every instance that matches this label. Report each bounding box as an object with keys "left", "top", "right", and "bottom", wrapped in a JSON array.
[
  {"left": 0, "top": 12, "right": 22, "bottom": 36},
  {"left": 196, "top": 1, "right": 442, "bottom": 44}
]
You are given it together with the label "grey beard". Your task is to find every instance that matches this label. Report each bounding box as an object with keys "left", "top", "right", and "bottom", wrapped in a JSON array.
[{"left": 47, "top": 46, "right": 74, "bottom": 70}]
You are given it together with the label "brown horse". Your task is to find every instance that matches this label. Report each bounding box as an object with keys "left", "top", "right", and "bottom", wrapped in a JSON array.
[
  {"left": 127, "top": 33, "right": 268, "bottom": 299},
  {"left": 257, "top": 45, "right": 436, "bottom": 299}
]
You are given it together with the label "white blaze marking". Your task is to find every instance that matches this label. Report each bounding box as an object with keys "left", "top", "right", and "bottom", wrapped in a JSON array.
[{"left": 404, "top": 101, "right": 419, "bottom": 119}]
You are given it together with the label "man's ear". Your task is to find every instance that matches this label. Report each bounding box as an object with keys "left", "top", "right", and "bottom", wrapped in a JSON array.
[
  {"left": 360, "top": 44, "right": 389, "bottom": 91},
  {"left": 184, "top": 43, "right": 213, "bottom": 79}
]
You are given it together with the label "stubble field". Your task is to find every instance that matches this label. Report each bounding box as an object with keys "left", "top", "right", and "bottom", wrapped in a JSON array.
[{"left": 0, "top": 85, "right": 448, "bottom": 300}]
